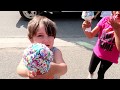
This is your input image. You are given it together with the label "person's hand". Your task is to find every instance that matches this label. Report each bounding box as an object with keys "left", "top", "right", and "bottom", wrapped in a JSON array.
[
  {"left": 108, "top": 16, "right": 120, "bottom": 30},
  {"left": 27, "top": 62, "right": 55, "bottom": 79},
  {"left": 27, "top": 71, "right": 37, "bottom": 79},
  {"left": 28, "top": 70, "right": 54, "bottom": 79},
  {"left": 32, "top": 73, "right": 54, "bottom": 79},
  {"left": 82, "top": 20, "right": 91, "bottom": 30},
  {"left": 35, "top": 62, "right": 55, "bottom": 79}
]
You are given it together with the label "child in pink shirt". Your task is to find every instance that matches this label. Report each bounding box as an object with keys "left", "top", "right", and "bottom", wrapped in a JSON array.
[{"left": 82, "top": 11, "right": 120, "bottom": 79}]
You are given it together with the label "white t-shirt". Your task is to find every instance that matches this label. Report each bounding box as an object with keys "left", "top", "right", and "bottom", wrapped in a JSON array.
[{"left": 100, "top": 11, "right": 112, "bottom": 17}]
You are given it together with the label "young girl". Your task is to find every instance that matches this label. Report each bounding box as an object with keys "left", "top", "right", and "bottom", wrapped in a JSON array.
[
  {"left": 16, "top": 15, "right": 67, "bottom": 79},
  {"left": 82, "top": 11, "right": 120, "bottom": 79}
]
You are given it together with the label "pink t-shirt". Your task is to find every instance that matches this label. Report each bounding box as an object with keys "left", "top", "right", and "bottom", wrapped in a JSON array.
[{"left": 93, "top": 16, "right": 120, "bottom": 64}]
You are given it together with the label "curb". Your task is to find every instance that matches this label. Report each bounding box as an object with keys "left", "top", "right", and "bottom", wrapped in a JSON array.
[{"left": 0, "top": 37, "right": 81, "bottom": 48}]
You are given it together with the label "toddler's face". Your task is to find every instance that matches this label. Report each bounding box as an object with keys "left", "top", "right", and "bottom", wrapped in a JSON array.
[{"left": 31, "top": 24, "right": 54, "bottom": 49}]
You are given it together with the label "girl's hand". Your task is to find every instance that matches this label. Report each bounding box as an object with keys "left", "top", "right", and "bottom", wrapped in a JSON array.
[
  {"left": 28, "top": 62, "right": 55, "bottom": 79},
  {"left": 32, "top": 73, "right": 54, "bottom": 79},
  {"left": 27, "top": 71, "right": 37, "bottom": 79},
  {"left": 108, "top": 16, "right": 120, "bottom": 30},
  {"left": 35, "top": 62, "right": 55, "bottom": 79},
  {"left": 82, "top": 20, "right": 91, "bottom": 30},
  {"left": 28, "top": 70, "right": 54, "bottom": 79}
]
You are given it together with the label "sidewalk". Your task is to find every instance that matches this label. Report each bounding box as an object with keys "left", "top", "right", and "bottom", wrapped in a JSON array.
[
  {"left": 1, "top": 37, "right": 120, "bottom": 79},
  {"left": 0, "top": 37, "right": 97, "bottom": 48},
  {"left": 0, "top": 37, "right": 98, "bottom": 79}
]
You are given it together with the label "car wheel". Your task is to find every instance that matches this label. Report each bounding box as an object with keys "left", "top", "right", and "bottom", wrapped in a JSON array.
[{"left": 19, "top": 11, "right": 41, "bottom": 20}]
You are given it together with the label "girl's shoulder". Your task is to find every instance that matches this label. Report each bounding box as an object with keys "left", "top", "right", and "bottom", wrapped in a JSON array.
[
  {"left": 98, "top": 16, "right": 110, "bottom": 24},
  {"left": 50, "top": 47, "right": 59, "bottom": 53},
  {"left": 101, "top": 16, "right": 110, "bottom": 21}
]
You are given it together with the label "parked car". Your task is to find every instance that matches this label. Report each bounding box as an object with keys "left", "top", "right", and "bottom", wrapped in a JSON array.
[
  {"left": 19, "top": 11, "right": 60, "bottom": 20},
  {"left": 19, "top": 11, "right": 100, "bottom": 21}
]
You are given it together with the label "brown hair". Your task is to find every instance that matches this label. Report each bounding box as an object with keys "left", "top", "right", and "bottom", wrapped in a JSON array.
[{"left": 27, "top": 15, "right": 57, "bottom": 39}]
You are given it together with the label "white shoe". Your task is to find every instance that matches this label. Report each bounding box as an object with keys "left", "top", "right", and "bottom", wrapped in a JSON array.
[{"left": 87, "top": 73, "right": 94, "bottom": 79}]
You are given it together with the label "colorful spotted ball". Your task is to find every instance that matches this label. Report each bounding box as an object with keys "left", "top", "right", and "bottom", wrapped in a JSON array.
[{"left": 22, "top": 43, "right": 53, "bottom": 74}]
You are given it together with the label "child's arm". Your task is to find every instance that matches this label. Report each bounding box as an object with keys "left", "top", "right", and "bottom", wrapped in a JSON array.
[
  {"left": 108, "top": 16, "right": 120, "bottom": 51},
  {"left": 17, "top": 59, "right": 38, "bottom": 78},
  {"left": 50, "top": 49, "right": 67, "bottom": 76},
  {"left": 16, "top": 59, "right": 30, "bottom": 77},
  {"left": 82, "top": 20, "right": 100, "bottom": 38},
  {"left": 114, "top": 29, "right": 120, "bottom": 51},
  {"left": 28, "top": 49, "right": 67, "bottom": 79}
]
